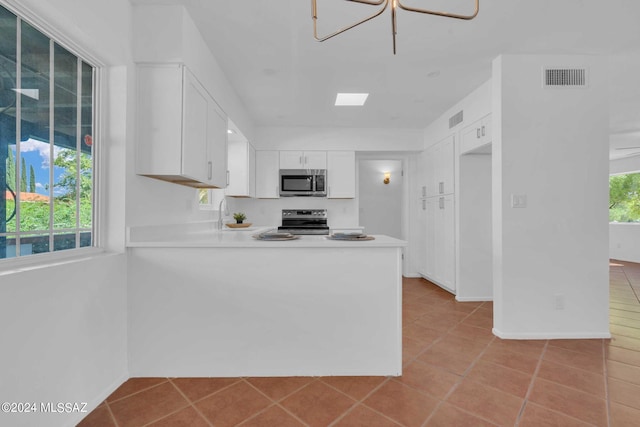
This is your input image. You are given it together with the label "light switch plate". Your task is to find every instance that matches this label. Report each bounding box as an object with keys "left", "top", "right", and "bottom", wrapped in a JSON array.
[{"left": 511, "top": 194, "right": 527, "bottom": 208}]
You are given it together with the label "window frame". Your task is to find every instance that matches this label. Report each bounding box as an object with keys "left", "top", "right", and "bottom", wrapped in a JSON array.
[{"left": 0, "top": 0, "right": 104, "bottom": 267}]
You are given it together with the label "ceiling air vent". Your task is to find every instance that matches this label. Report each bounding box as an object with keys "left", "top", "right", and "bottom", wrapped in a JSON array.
[
  {"left": 543, "top": 68, "right": 588, "bottom": 88},
  {"left": 449, "top": 110, "right": 463, "bottom": 129}
]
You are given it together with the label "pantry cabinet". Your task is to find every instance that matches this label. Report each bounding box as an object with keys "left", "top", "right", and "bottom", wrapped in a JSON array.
[
  {"left": 425, "top": 135, "right": 455, "bottom": 197},
  {"left": 460, "top": 113, "right": 492, "bottom": 154},
  {"left": 226, "top": 140, "right": 255, "bottom": 198},
  {"left": 418, "top": 135, "right": 456, "bottom": 293},
  {"left": 327, "top": 151, "right": 355, "bottom": 199},
  {"left": 136, "top": 63, "right": 227, "bottom": 188},
  {"left": 279, "top": 151, "right": 327, "bottom": 169},
  {"left": 255, "top": 150, "right": 280, "bottom": 198}
]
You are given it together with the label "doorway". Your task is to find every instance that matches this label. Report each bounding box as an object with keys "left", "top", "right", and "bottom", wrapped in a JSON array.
[{"left": 358, "top": 159, "right": 403, "bottom": 239}]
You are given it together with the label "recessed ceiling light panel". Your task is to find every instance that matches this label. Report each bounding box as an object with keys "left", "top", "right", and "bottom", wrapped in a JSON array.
[{"left": 335, "top": 93, "right": 369, "bottom": 106}]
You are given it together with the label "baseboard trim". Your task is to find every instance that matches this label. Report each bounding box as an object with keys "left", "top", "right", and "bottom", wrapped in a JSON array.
[
  {"left": 492, "top": 328, "right": 611, "bottom": 340},
  {"left": 69, "top": 372, "right": 129, "bottom": 426},
  {"left": 455, "top": 296, "right": 493, "bottom": 302}
]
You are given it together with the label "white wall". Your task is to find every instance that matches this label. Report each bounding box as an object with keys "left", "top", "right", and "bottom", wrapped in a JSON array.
[
  {"left": 492, "top": 54, "right": 610, "bottom": 339},
  {"left": 255, "top": 126, "right": 423, "bottom": 152},
  {"left": 458, "top": 153, "right": 493, "bottom": 300},
  {"left": 609, "top": 155, "right": 640, "bottom": 262},
  {"left": 230, "top": 197, "right": 359, "bottom": 229},
  {"left": 0, "top": 255, "right": 128, "bottom": 427},
  {"left": 358, "top": 160, "right": 403, "bottom": 238},
  {"left": 0, "top": 1, "right": 132, "bottom": 425}
]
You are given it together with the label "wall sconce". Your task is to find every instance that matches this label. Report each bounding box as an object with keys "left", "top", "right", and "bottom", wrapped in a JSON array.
[{"left": 383, "top": 172, "right": 391, "bottom": 185}]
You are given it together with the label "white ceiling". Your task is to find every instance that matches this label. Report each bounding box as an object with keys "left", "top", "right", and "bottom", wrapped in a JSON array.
[{"left": 131, "top": 0, "right": 640, "bottom": 160}]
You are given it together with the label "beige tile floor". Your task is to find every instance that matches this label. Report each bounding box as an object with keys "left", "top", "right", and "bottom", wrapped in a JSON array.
[{"left": 78, "top": 260, "right": 640, "bottom": 426}]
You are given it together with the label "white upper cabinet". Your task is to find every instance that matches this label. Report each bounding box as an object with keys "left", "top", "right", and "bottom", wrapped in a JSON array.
[
  {"left": 425, "top": 134, "right": 455, "bottom": 197},
  {"left": 460, "top": 113, "right": 492, "bottom": 155},
  {"left": 279, "top": 151, "right": 327, "bottom": 169},
  {"left": 207, "top": 100, "right": 228, "bottom": 188},
  {"left": 255, "top": 150, "right": 280, "bottom": 198},
  {"left": 327, "top": 151, "right": 355, "bottom": 199},
  {"left": 226, "top": 140, "right": 255, "bottom": 198},
  {"left": 136, "top": 63, "right": 227, "bottom": 188}
]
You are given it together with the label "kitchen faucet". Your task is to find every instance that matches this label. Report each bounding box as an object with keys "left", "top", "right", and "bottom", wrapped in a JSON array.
[{"left": 217, "top": 196, "right": 229, "bottom": 230}]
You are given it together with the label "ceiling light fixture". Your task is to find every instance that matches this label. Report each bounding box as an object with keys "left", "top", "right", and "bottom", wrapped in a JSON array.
[
  {"left": 335, "top": 93, "right": 369, "bottom": 106},
  {"left": 311, "top": 0, "right": 479, "bottom": 54}
]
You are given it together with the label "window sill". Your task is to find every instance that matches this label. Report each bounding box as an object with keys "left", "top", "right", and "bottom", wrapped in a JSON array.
[{"left": 0, "top": 247, "right": 119, "bottom": 276}]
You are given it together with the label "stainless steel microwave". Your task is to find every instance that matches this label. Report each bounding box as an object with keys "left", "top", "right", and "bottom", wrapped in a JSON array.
[{"left": 279, "top": 169, "right": 327, "bottom": 197}]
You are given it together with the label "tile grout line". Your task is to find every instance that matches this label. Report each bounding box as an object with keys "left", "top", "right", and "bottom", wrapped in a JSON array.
[
  {"left": 513, "top": 339, "right": 549, "bottom": 426},
  {"left": 401, "top": 299, "right": 491, "bottom": 370},
  {"left": 241, "top": 377, "right": 315, "bottom": 426},
  {"left": 138, "top": 379, "right": 211, "bottom": 427},
  {"left": 324, "top": 377, "right": 400, "bottom": 427},
  {"left": 106, "top": 379, "right": 170, "bottom": 405},
  {"left": 620, "top": 262, "right": 640, "bottom": 304},
  {"left": 602, "top": 339, "right": 612, "bottom": 427},
  {"left": 420, "top": 333, "right": 498, "bottom": 427},
  {"left": 102, "top": 400, "right": 120, "bottom": 427}
]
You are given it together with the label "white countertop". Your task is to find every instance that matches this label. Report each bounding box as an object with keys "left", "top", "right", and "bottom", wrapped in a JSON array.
[{"left": 126, "top": 222, "right": 407, "bottom": 248}]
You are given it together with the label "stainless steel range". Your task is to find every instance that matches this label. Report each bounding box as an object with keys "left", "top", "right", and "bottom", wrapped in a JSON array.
[{"left": 278, "top": 209, "right": 329, "bottom": 235}]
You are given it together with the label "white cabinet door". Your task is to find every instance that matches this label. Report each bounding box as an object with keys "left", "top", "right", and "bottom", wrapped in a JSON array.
[
  {"left": 424, "top": 135, "right": 454, "bottom": 197},
  {"left": 279, "top": 151, "right": 304, "bottom": 169},
  {"left": 424, "top": 195, "right": 455, "bottom": 291},
  {"left": 181, "top": 69, "right": 209, "bottom": 183},
  {"left": 206, "top": 98, "right": 228, "bottom": 188},
  {"left": 460, "top": 113, "right": 492, "bottom": 155},
  {"left": 225, "top": 140, "right": 255, "bottom": 197},
  {"left": 327, "top": 151, "right": 355, "bottom": 199},
  {"left": 423, "top": 197, "right": 438, "bottom": 279},
  {"left": 255, "top": 150, "right": 280, "bottom": 198},
  {"left": 304, "top": 151, "right": 327, "bottom": 169},
  {"left": 438, "top": 194, "right": 456, "bottom": 291},
  {"left": 424, "top": 145, "right": 437, "bottom": 197},
  {"left": 248, "top": 144, "right": 256, "bottom": 197},
  {"left": 439, "top": 135, "right": 455, "bottom": 195},
  {"left": 279, "top": 151, "right": 327, "bottom": 169}
]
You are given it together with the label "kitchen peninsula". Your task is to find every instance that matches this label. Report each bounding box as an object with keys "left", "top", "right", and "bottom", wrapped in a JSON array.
[{"left": 126, "top": 223, "right": 406, "bottom": 377}]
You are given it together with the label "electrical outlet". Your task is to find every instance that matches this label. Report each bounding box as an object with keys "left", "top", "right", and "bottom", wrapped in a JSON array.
[
  {"left": 511, "top": 194, "right": 527, "bottom": 208},
  {"left": 554, "top": 294, "right": 565, "bottom": 310}
]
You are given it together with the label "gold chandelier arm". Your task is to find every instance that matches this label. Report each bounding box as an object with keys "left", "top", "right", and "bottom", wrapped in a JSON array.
[
  {"left": 346, "top": 0, "right": 386, "bottom": 5},
  {"left": 396, "top": 0, "right": 479, "bottom": 20},
  {"left": 312, "top": 0, "right": 390, "bottom": 42}
]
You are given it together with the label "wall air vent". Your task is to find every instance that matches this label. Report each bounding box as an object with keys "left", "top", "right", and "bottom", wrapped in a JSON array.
[
  {"left": 543, "top": 68, "right": 588, "bottom": 88},
  {"left": 449, "top": 110, "right": 463, "bottom": 129}
]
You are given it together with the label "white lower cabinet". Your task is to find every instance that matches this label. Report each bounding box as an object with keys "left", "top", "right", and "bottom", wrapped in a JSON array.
[
  {"left": 255, "top": 150, "right": 280, "bottom": 198},
  {"left": 421, "top": 194, "right": 455, "bottom": 292}
]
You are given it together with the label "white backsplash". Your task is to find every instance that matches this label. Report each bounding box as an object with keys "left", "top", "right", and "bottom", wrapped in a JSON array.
[{"left": 225, "top": 197, "right": 359, "bottom": 229}]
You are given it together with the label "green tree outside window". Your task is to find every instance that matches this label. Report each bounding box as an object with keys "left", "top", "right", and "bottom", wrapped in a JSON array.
[{"left": 610, "top": 172, "right": 640, "bottom": 222}]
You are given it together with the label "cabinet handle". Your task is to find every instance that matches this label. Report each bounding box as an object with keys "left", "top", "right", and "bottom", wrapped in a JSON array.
[
  {"left": 226, "top": 170, "right": 230, "bottom": 186},
  {"left": 304, "top": 155, "right": 308, "bottom": 165},
  {"left": 481, "top": 125, "right": 485, "bottom": 137},
  {"left": 422, "top": 199, "right": 426, "bottom": 211},
  {"left": 208, "top": 162, "right": 212, "bottom": 180},
  {"left": 422, "top": 186, "right": 427, "bottom": 197},
  {"left": 439, "top": 197, "right": 444, "bottom": 209},
  {"left": 299, "top": 155, "right": 303, "bottom": 165},
  {"left": 439, "top": 182, "right": 444, "bottom": 194},
  {"left": 477, "top": 128, "right": 481, "bottom": 139}
]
